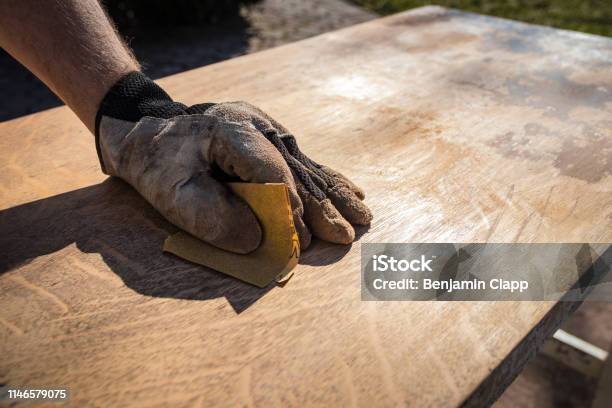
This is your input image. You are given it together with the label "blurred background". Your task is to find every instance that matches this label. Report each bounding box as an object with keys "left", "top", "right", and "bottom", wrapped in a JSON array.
[
  {"left": 1, "top": 2, "right": 611, "bottom": 405},
  {"left": 355, "top": 0, "right": 612, "bottom": 36},
  {"left": 1, "top": 0, "right": 611, "bottom": 121}
]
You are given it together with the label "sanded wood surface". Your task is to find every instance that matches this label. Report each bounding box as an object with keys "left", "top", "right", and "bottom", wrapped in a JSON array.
[{"left": 1, "top": 6, "right": 611, "bottom": 407}]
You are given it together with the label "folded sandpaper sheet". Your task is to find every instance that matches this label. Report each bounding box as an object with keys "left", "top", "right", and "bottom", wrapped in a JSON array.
[{"left": 163, "top": 183, "right": 300, "bottom": 287}]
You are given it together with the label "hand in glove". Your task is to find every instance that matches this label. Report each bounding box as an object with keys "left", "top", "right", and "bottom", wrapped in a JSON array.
[{"left": 95, "top": 72, "right": 372, "bottom": 254}]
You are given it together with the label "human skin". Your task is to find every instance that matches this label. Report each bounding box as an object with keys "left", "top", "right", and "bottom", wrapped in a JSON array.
[{"left": 0, "top": 0, "right": 139, "bottom": 133}]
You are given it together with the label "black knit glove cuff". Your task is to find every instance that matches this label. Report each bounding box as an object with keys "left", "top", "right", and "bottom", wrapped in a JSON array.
[{"left": 94, "top": 71, "right": 215, "bottom": 173}]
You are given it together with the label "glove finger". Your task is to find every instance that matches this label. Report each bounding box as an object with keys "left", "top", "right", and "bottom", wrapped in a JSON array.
[
  {"left": 318, "top": 165, "right": 366, "bottom": 200},
  {"left": 208, "top": 121, "right": 311, "bottom": 248},
  {"left": 169, "top": 171, "right": 262, "bottom": 254},
  {"left": 278, "top": 134, "right": 367, "bottom": 200},
  {"left": 296, "top": 181, "right": 355, "bottom": 245},
  {"left": 259, "top": 129, "right": 357, "bottom": 244},
  {"left": 278, "top": 137, "right": 372, "bottom": 225},
  {"left": 308, "top": 169, "right": 373, "bottom": 226}
]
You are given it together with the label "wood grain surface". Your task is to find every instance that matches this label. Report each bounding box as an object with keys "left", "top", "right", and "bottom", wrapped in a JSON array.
[{"left": 1, "top": 6, "right": 611, "bottom": 407}]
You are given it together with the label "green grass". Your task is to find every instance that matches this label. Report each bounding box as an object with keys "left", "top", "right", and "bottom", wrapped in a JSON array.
[{"left": 352, "top": 0, "right": 612, "bottom": 37}]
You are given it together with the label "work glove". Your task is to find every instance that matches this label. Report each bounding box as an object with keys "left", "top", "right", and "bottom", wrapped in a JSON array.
[{"left": 95, "top": 72, "right": 372, "bottom": 254}]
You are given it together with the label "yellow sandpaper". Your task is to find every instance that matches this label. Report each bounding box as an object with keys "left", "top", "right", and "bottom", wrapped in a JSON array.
[{"left": 163, "top": 183, "right": 300, "bottom": 288}]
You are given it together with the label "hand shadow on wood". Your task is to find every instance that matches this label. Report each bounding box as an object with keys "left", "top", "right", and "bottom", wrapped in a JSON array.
[
  {"left": 0, "top": 178, "right": 283, "bottom": 313},
  {"left": 299, "top": 225, "right": 368, "bottom": 266}
]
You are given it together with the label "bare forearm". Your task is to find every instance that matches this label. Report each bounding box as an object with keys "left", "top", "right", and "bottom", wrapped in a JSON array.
[{"left": 0, "top": 0, "right": 139, "bottom": 132}]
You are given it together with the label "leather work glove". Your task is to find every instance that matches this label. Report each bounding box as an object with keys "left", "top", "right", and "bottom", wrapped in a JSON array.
[{"left": 95, "top": 72, "right": 372, "bottom": 254}]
